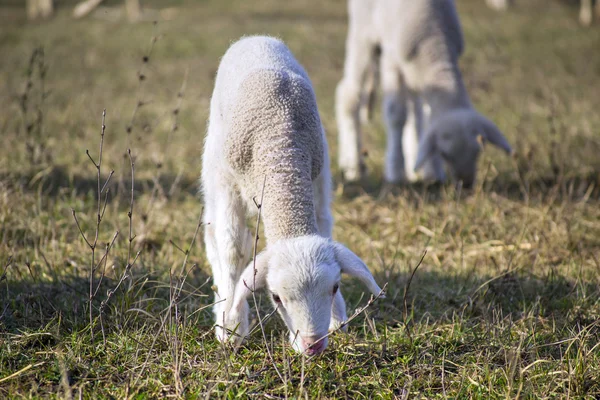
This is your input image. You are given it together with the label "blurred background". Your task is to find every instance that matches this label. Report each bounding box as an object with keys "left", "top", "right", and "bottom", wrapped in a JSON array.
[{"left": 1, "top": 0, "right": 600, "bottom": 397}]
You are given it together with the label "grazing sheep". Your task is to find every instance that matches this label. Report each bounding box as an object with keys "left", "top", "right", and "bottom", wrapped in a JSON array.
[
  {"left": 336, "top": 0, "right": 512, "bottom": 187},
  {"left": 487, "top": 0, "right": 600, "bottom": 27},
  {"left": 202, "top": 36, "right": 383, "bottom": 355}
]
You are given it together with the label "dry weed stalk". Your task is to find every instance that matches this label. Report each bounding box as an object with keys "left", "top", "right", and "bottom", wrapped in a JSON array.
[
  {"left": 241, "top": 176, "right": 285, "bottom": 383},
  {"left": 71, "top": 109, "right": 119, "bottom": 341},
  {"left": 125, "top": 22, "right": 159, "bottom": 136},
  {"left": 402, "top": 249, "right": 427, "bottom": 344},
  {"left": 0, "top": 257, "right": 13, "bottom": 321},
  {"left": 99, "top": 149, "right": 141, "bottom": 343}
]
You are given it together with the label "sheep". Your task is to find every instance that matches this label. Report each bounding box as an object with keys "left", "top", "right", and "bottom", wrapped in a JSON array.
[
  {"left": 202, "top": 36, "right": 383, "bottom": 355},
  {"left": 336, "top": 0, "right": 512, "bottom": 187},
  {"left": 487, "top": 0, "right": 600, "bottom": 27}
]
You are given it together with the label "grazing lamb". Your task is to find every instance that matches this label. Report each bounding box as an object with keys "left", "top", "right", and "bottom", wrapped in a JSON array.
[
  {"left": 202, "top": 36, "right": 383, "bottom": 355},
  {"left": 336, "top": 0, "right": 512, "bottom": 187},
  {"left": 487, "top": 0, "right": 600, "bottom": 27}
]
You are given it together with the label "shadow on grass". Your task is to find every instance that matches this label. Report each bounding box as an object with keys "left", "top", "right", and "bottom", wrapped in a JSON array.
[
  {"left": 0, "top": 164, "right": 200, "bottom": 202},
  {"left": 0, "top": 262, "right": 215, "bottom": 335},
  {"left": 2, "top": 258, "right": 598, "bottom": 340},
  {"left": 336, "top": 168, "right": 600, "bottom": 204}
]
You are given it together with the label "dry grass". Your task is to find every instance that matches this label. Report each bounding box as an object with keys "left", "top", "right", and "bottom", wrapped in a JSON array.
[{"left": 1, "top": 0, "right": 600, "bottom": 398}]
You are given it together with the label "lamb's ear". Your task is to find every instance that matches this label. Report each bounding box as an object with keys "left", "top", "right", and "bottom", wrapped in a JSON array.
[
  {"left": 414, "top": 132, "right": 437, "bottom": 172},
  {"left": 480, "top": 117, "right": 512, "bottom": 155},
  {"left": 334, "top": 243, "right": 383, "bottom": 297},
  {"left": 230, "top": 251, "right": 270, "bottom": 312}
]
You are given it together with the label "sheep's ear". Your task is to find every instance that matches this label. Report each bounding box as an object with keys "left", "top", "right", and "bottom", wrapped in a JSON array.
[
  {"left": 230, "top": 251, "right": 270, "bottom": 312},
  {"left": 480, "top": 118, "right": 512, "bottom": 155},
  {"left": 414, "top": 133, "right": 437, "bottom": 172},
  {"left": 334, "top": 243, "right": 384, "bottom": 297}
]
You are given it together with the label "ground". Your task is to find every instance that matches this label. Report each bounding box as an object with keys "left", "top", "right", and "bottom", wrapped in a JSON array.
[{"left": 1, "top": 0, "right": 600, "bottom": 398}]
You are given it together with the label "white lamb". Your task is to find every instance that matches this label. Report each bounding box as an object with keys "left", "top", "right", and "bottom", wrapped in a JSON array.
[
  {"left": 202, "top": 36, "right": 383, "bottom": 355},
  {"left": 336, "top": 0, "right": 512, "bottom": 187},
  {"left": 487, "top": 0, "right": 600, "bottom": 27}
]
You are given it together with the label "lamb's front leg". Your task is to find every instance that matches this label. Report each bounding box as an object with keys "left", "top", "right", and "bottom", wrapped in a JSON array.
[
  {"left": 203, "top": 184, "right": 252, "bottom": 344},
  {"left": 336, "top": 28, "right": 378, "bottom": 182}
]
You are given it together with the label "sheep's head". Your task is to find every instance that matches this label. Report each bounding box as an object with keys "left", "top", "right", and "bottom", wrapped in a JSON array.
[
  {"left": 415, "top": 109, "right": 512, "bottom": 187},
  {"left": 228, "top": 235, "right": 382, "bottom": 355}
]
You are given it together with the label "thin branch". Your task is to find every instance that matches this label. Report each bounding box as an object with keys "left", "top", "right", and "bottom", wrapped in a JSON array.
[
  {"left": 248, "top": 175, "right": 285, "bottom": 383},
  {"left": 402, "top": 249, "right": 427, "bottom": 345},
  {"left": 100, "top": 170, "right": 115, "bottom": 194},
  {"left": 92, "top": 231, "right": 120, "bottom": 298},
  {"left": 71, "top": 209, "right": 92, "bottom": 249}
]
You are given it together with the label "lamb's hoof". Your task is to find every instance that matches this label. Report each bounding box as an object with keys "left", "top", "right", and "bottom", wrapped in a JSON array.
[{"left": 215, "top": 323, "right": 247, "bottom": 348}]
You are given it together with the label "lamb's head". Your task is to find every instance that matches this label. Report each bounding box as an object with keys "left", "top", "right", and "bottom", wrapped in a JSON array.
[
  {"left": 228, "top": 235, "right": 382, "bottom": 355},
  {"left": 415, "top": 109, "right": 512, "bottom": 187}
]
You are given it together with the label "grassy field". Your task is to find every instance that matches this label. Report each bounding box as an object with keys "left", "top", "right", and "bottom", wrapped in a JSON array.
[{"left": 1, "top": 0, "right": 600, "bottom": 397}]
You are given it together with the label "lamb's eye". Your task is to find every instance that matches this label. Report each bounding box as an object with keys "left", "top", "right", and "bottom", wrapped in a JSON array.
[
  {"left": 333, "top": 283, "right": 339, "bottom": 295},
  {"left": 272, "top": 293, "right": 282, "bottom": 304}
]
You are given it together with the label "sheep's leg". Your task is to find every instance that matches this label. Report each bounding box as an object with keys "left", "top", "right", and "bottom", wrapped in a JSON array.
[
  {"left": 336, "top": 28, "right": 377, "bottom": 182},
  {"left": 203, "top": 177, "right": 252, "bottom": 343},
  {"left": 380, "top": 55, "right": 409, "bottom": 183},
  {"left": 401, "top": 92, "right": 427, "bottom": 182},
  {"left": 580, "top": 0, "right": 593, "bottom": 26},
  {"left": 412, "top": 98, "right": 446, "bottom": 182},
  {"left": 486, "top": 0, "right": 512, "bottom": 11},
  {"left": 359, "top": 50, "right": 380, "bottom": 124}
]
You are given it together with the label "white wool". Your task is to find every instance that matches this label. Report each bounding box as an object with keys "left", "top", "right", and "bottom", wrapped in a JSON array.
[
  {"left": 202, "top": 36, "right": 383, "bottom": 355},
  {"left": 336, "top": 0, "right": 512, "bottom": 187}
]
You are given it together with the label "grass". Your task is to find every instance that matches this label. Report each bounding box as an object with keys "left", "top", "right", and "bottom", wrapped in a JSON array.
[{"left": 1, "top": 0, "right": 600, "bottom": 397}]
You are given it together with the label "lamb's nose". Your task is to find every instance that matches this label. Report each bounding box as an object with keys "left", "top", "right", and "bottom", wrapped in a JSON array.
[{"left": 302, "top": 337, "right": 325, "bottom": 355}]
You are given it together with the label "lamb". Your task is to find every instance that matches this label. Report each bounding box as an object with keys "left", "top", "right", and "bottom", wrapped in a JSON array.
[
  {"left": 202, "top": 36, "right": 383, "bottom": 355},
  {"left": 487, "top": 0, "right": 600, "bottom": 27},
  {"left": 336, "top": 0, "right": 512, "bottom": 187}
]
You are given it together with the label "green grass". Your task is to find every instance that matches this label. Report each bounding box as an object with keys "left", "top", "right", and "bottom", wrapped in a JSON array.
[{"left": 1, "top": 0, "right": 600, "bottom": 398}]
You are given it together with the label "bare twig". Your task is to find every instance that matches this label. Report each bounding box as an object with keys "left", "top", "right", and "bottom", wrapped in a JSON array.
[
  {"left": 71, "top": 109, "right": 117, "bottom": 341},
  {"left": 247, "top": 175, "right": 285, "bottom": 382},
  {"left": 402, "top": 249, "right": 427, "bottom": 344},
  {"left": 126, "top": 23, "right": 159, "bottom": 136},
  {"left": 98, "top": 149, "right": 139, "bottom": 344}
]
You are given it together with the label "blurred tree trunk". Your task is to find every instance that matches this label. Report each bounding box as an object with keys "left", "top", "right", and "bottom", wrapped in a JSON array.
[
  {"left": 27, "top": 0, "right": 53, "bottom": 20},
  {"left": 125, "top": 0, "right": 141, "bottom": 22}
]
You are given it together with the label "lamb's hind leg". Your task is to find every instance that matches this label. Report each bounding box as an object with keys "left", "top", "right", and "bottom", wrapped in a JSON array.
[
  {"left": 203, "top": 176, "right": 252, "bottom": 344},
  {"left": 380, "top": 54, "right": 410, "bottom": 183}
]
